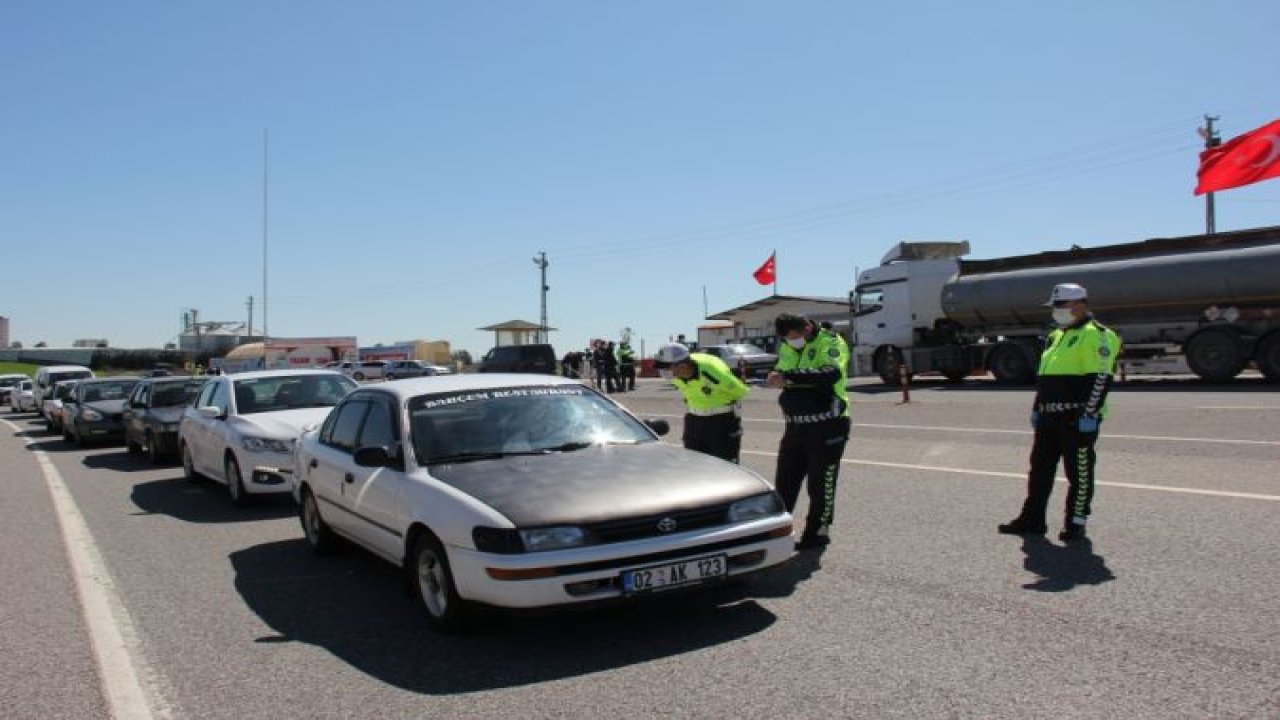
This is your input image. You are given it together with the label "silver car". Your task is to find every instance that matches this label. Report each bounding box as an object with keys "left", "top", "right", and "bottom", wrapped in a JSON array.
[{"left": 123, "top": 377, "right": 207, "bottom": 462}]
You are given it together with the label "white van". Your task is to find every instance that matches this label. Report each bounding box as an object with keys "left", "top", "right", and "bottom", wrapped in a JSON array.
[{"left": 34, "top": 365, "right": 95, "bottom": 409}]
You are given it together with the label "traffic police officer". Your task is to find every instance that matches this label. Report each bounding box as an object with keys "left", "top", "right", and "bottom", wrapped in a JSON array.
[
  {"left": 617, "top": 341, "right": 637, "bottom": 392},
  {"left": 767, "top": 313, "right": 850, "bottom": 550},
  {"left": 653, "top": 342, "right": 748, "bottom": 463},
  {"left": 1000, "top": 283, "right": 1121, "bottom": 542}
]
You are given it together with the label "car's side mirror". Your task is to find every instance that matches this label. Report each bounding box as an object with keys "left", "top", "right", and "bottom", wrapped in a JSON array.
[
  {"left": 645, "top": 419, "right": 670, "bottom": 437},
  {"left": 353, "top": 445, "right": 392, "bottom": 468},
  {"left": 196, "top": 406, "right": 222, "bottom": 419}
]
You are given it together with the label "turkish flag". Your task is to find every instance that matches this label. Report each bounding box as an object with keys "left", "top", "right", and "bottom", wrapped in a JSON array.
[
  {"left": 752, "top": 252, "right": 776, "bottom": 285},
  {"left": 1195, "top": 118, "right": 1280, "bottom": 195}
]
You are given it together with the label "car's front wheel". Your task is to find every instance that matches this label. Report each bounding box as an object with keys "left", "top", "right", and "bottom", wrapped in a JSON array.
[
  {"left": 225, "top": 455, "right": 250, "bottom": 507},
  {"left": 409, "top": 532, "right": 471, "bottom": 632},
  {"left": 181, "top": 442, "right": 203, "bottom": 481},
  {"left": 146, "top": 432, "right": 164, "bottom": 464},
  {"left": 300, "top": 488, "right": 340, "bottom": 554},
  {"left": 125, "top": 431, "right": 141, "bottom": 454}
]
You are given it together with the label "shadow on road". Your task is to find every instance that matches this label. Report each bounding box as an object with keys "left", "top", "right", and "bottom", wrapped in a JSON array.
[
  {"left": 852, "top": 375, "right": 1277, "bottom": 396},
  {"left": 1019, "top": 536, "right": 1115, "bottom": 592},
  {"left": 130, "top": 477, "right": 297, "bottom": 523},
  {"left": 232, "top": 538, "right": 777, "bottom": 694},
  {"left": 81, "top": 448, "right": 150, "bottom": 472}
]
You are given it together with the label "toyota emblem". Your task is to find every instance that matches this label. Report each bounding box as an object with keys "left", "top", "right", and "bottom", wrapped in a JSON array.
[{"left": 657, "top": 517, "right": 678, "bottom": 533}]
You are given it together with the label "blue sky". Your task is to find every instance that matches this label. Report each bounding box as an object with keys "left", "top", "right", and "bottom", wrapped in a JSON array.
[{"left": 4, "top": 1, "right": 1278, "bottom": 358}]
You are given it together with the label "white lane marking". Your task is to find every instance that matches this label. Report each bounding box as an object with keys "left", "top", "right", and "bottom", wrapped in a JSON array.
[
  {"left": 6, "top": 422, "right": 164, "bottom": 719},
  {"left": 646, "top": 413, "right": 1280, "bottom": 447},
  {"left": 851, "top": 422, "right": 1280, "bottom": 447},
  {"left": 739, "top": 450, "right": 1280, "bottom": 502}
]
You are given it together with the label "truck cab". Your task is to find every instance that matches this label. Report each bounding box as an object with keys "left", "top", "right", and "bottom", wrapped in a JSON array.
[{"left": 853, "top": 242, "right": 968, "bottom": 382}]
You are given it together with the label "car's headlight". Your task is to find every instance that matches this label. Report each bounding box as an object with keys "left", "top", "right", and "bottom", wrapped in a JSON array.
[
  {"left": 518, "top": 526, "right": 588, "bottom": 552},
  {"left": 728, "top": 493, "right": 783, "bottom": 523},
  {"left": 240, "top": 436, "right": 292, "bottom": 453},
  {"left": 81, "top": 408, "right": 104, "bottom": 421}
]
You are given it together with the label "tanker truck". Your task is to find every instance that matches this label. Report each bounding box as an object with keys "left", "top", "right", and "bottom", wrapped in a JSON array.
[{"left": 851, "top": 224, "right": 1280, "bottom": 385}]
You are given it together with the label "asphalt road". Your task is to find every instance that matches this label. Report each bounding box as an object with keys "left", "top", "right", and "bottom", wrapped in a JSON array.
[{"left": 2, "top": 376, "right": 1278, "bottom": 719}]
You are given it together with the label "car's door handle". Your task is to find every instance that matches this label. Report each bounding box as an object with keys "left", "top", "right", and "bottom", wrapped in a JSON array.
[
  {"left": 309, "top": 459, "right": 318, "bottom": 469},
  {"left": 344, "top": 473, "right": 354, "bottom": 484}
]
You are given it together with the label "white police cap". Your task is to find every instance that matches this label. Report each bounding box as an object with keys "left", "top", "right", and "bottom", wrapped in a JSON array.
[{"left": 1044, "top": 283, "right": 1088, "bottom": 306}]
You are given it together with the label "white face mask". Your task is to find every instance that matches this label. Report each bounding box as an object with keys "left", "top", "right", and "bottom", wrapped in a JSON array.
[
  {"left": 1052, "top": 308, "right": 1076, "bottom": 327},
  {"left": 786, "top": 337, "right": 807, "bottom": 350}
]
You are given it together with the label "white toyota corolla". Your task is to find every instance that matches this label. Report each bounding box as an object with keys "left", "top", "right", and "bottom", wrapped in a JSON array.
[
  {"left": 180, "top": 370, "right": 357, "bottom": 505},
  {"left": 291, "top": 374, "right": 794, "bottom": 631}
]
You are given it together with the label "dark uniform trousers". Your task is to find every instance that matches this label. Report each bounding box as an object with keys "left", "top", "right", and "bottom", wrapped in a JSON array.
[
  {"left": 1022, "top": 414, "right": 1099, "bottom": 523},
  {"left": 683, "top": 412, "right": 742, "bottom": 463},
  {"left": 774, "top": 416, "right": 849, "bottom": 535}
]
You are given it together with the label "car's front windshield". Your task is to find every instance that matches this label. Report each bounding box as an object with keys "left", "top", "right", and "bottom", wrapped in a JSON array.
[
  {"left": 235, "top": 374, "right": 358, "bottom": 414},
  {"left": 153, "top": 381, "right": 205, "bottom": 407},
  {"left": 83, "top": 381, "right": 138, "bottom": 402},
  {"left": 408, "top": 384, "right": 655, "bottom": 464}
]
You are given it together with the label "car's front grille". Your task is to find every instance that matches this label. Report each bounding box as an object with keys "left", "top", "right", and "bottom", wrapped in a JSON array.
[{"left": 586, "top": 504, "right": 730, "bottom": 544}]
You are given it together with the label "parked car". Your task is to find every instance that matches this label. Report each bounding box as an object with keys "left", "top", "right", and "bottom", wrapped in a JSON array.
[
  {"left": 34, "top": 365, "right": 94, "bottom": 411},
  {"left": 291, "top": 374, "right": 793, "bottom": 631},
  {"left": 331, "top": 361, "right": 387, "bottom": 381},
  {"left": 475, "top": 344, "right": 557, "bottom": 374},
  {"left": 699, "top": 343, "right": 778, "bottom": 380},
  {"left": 42, "top": 379, "right": 83, "bottom": 433},
  {"left": 9, "top": 379, "right": 36, "bottom": 413},
  {"left": 384, "top": 360, "right": 454, "bottom": 380},
  {"left": 61, "top": 377, "right": 142, "bottom": 447},
  {"left": 123, "top": 376, "right": 208, "bottom": 462},
  {"left": 180, "top": 370, "right": 358, "bottom": 505},
  {"left": 0, "top": 373, "right": 28, "bottom": 405}
]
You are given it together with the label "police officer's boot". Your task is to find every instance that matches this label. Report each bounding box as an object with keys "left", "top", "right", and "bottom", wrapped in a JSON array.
[
  {"left": 997, "top": 516, "right": 1047, "bottom": 536},
  {"left": 1058, "top": 517, "right": 1088, "bottom": 542}
]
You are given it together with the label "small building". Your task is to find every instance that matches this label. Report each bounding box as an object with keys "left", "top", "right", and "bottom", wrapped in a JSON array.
[
  {"left": 478, "top": 320, "right": 556, "bottom": 348},
  {"left": 359, "top": 340, "right": 453, "bottom": 364},
  {"left": 220, "top": 337, "right": 358, "bottom": 373},
  {"left": 706, "top": 295, "right": 851, "bottom": 352}
]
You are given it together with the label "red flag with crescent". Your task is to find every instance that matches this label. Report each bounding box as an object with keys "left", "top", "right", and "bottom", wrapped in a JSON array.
[
  {"left": 752, "top": 252, "right": 776, "bottom": 285},
  {"left": 1195, "top": 118, "right": 1280, "bottom": 195}
]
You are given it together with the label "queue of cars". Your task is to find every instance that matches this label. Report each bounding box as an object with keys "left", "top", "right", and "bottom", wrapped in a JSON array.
[{"left": 8, "top": 364, "right": 795, "bottom": 631}]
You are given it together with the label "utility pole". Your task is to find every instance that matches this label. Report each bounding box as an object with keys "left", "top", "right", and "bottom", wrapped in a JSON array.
[
  {"left": 262, "top": 128, "right": 270, "bottom": 366},
  {"left": 533, "top": 251, "right": 549, "bottom": 343},
  {"left": 246, "top": 295, "right": 254, "bottom": 339},
  {"left": 1199, "top": 115, "right": 1222, "bottom": 234}
]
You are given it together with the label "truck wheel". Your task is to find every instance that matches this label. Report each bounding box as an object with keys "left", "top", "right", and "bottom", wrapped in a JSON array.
[
  {"left": 877, "top": 348, "right": 908, "bottom": 386},
  {"left": 1185, "top": 330, "right": 1244, "bottom": 383},
  {"left": 988, "top": 345, "right": 1033, "bottom": 385},
  {"left": 1252, "top": 333, "right": 1280, "bottom": 381}
]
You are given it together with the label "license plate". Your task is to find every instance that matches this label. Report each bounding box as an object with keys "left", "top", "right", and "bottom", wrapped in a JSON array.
[{"left": 621, "top": 554, "right": 727, "bottom": 594}]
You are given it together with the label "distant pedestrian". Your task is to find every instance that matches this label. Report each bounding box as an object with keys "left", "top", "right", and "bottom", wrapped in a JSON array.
[
  {"left": 654, "top": 342, "right": 748, "bottom": 463},
  {"left": 617, "top": 341, "right": 636, "bottom": 392},
  {"left": 999, "top": 283, "right": 1121, "bottom": 542},
  {"left": 603, "top": 341, "right": 620, "bottom": 393},
  {"left": 766, "top": 312, "right": 850, "bottom": 551}
]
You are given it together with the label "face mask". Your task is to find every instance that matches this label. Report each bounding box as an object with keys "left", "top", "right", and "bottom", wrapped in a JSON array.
[
  {"left": 1052, "top": 308, "right": 1076, "bottom": 327},
  {"left": 786, "top": 337, "right": 807, "bottom": 350}
]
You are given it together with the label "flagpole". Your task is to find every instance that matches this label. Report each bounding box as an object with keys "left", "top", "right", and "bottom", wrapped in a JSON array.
[
  {"left": 1200, "top": 115, "right": 1220, "bottom": 234},
  {"left": 772, "top": 249, "right": 778, "bottom": 296}
]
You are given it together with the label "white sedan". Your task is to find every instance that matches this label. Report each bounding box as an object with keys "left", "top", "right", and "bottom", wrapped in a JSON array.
[
  {"left": 8, "top": 378, "right": 36, "bottom": 413},
  {"left": 291, "top": 374, "right": 794, "bottom": 631},
  {"left": 180, "top": 370, "right": 357, "bottom": 505}
]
